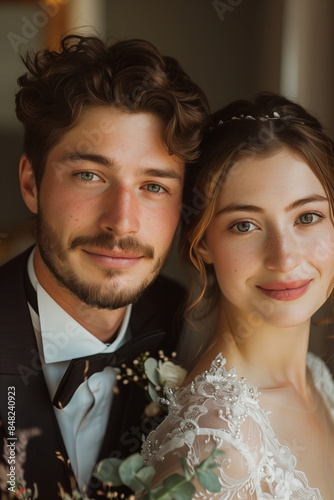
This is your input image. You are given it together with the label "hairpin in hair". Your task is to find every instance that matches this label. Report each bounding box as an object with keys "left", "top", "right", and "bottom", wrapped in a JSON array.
[
  {"left": 209, "top": 111, "right": 305, "bottom": 131},
  {"left": 216, "top": 111, "right": 289, "bottom": 127}
]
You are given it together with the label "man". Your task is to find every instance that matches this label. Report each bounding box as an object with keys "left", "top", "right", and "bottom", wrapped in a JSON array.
[{"left": 0, "top": 35, "right": 209, "bottom": 499}]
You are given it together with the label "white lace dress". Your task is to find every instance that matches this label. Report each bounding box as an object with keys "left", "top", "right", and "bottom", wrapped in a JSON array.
[{"left": 141, "top": 353, "right": 334, "bottom": 499}]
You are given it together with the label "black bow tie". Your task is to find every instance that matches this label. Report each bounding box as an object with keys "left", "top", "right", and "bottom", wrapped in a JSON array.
[
  {"left": 23, "top": 265, "right": 166, "bottom": 410},
  {"left": 52, "top": 329, "right": 166, "bottom": 409}
]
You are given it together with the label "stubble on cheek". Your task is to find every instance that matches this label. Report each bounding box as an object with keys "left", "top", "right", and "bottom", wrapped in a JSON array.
[{"left": 35, "top": 210, "right": 172, "bottom": 309}]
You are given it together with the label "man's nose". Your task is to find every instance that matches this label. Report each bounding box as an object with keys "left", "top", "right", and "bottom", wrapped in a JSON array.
[{"left": 99, "top": 186, "right": 140, "bottom": 237}]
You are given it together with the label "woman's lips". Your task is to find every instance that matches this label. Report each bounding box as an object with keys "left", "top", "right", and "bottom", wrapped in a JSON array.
[
  {"left": 256, "top": 280, "right": 312, "bottom": 301},
  {"left": 82, "top": 249, "right": 143, "bottom": 269}
]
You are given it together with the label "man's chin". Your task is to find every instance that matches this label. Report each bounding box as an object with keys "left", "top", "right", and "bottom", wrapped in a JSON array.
[{"left": 62, "top": 276, "right": 152, "bottom": 311}]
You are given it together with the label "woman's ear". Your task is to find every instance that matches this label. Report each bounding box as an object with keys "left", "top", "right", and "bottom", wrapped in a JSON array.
[
  {"left": 19, "top": 154, "right": 38, "bottom": 214},
  {"left": 197, "top": 238, "right": 213, "bottom": 264}
]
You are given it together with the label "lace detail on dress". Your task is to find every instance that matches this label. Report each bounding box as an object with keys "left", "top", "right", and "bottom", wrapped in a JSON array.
[{"left": 141, "top": 353, "right": 332, "bottom": 499}]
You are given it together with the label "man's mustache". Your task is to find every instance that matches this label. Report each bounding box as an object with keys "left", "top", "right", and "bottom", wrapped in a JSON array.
[{"left": 69, "top": 233, "right": 154, "bottom": 259}]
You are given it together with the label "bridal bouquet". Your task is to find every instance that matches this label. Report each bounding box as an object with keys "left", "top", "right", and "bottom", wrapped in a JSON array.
[
  {"left": 91, "top": 351, "right": 222, "bottom": 499},
  {"left": 7, "top": 353, "right": 223, "bottom": 500},
  {"left": 93, "top": 447, "right": 223, "bottom": 500}
]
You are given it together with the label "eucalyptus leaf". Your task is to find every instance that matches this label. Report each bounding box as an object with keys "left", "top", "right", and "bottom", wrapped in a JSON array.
[
  {"left": 118, "top": 453, "right": 143, "bottom": 476},
  {"left": 162, "top": 474, "right": 196, "bottom": 500},
  {"left": 211, "top": 448, "right": 225, "bottom": 460},
  {"left": 195, "top": 469, "right": 222, "bottom": 492},
  {"left": 195, "top": 447, "right": 224, "bottom": 471},
  {"left": 195, "top": 455, "right": 213, "bottom": 471},
  {"left": 148, "top": 382, "right": 161, "bottom": 404},
  {"left": 180, "top": 457, "right": 192, "bottom": 481},
  {"left": 92, "top": 457, "right": 122, "bottom": 485},
  {"left": 144, "top": 358, "right": 160, "bottom": 386},
  {"left": 143, "top": 490, "right": 163, "bottom": 500},
  {"left": 148, "top": 481, "right": 195, "bottom": 500},
  {"left": 162, "top": 473, "right": 185, "bottom": 489},
  {"left": 145, "top": 486, "right": 173, "bottom": 500},
  {"left": 134, "top": 465, "right": 156, "bottom": 489},
  {"left": 119, "top": 453, "right": 150, "bottom": 491},
  {"left": 171, "top": 482, "right": 196, "bottom": 500}
]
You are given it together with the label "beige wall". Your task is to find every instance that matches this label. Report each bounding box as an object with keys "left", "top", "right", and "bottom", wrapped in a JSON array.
[
  {"left": 0, "top": 0, "right": 284, "bottom": 233},
  {"left": 281, "top": 0, "right": 334, "bottom": 137},
  {"left": 1, "top": 0, "right": 334, "bottom": 369}
]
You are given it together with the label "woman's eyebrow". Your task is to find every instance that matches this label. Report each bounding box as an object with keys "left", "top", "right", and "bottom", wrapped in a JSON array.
[
  {"left": 216, "top": 195, "right": 328, "bottom": 217},
  {"left": 216, "top": 204, "right": 264, "bottom": 216},
  {"left": 285, "top": 195, "right": 328, "bottom": 211}
]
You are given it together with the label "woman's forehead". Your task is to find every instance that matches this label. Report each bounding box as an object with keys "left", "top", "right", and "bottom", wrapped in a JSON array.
[{"left": 216, "top": 149, "right": 327, "bottom": 209}]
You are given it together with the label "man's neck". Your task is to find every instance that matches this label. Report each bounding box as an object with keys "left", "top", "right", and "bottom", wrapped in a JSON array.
[
  {"left": 32, "top": 250, "right": 128, "bottom": 343},
  {"left": 40, "top": 289, "right": 127, "bottom": 343}
]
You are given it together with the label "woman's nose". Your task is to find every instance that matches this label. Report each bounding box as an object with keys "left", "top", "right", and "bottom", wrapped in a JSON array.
[{"left": 264, "top": 229, "right": 302, "bottom": 273}]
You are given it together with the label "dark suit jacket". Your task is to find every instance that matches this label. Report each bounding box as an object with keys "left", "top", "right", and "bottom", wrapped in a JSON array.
[{"left": 0, "top": 248, "right": 185, "bottom": 499}]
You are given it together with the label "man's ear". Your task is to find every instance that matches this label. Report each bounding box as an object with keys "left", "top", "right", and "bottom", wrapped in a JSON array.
[
  {"left": 19, "top": 154, "right": 38, "bottom": 214},
  {"left": 197, "top": 238, "right": 213, "bottom": 265}
]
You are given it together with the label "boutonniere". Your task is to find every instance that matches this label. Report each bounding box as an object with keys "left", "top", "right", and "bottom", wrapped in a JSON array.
[{"left": 116, "top": 350, "right": 188, "bottom": 418}]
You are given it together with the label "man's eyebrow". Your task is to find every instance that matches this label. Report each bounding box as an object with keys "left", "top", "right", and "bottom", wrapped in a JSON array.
[
  {"left": 64, "top": 152, "right": 112, "bottom": 168},
  {"left": 138, "top": 167, "right": 182, "bottom": 180},
  {"left": 216, "top": 195, "right": 328, "bottom": 217},
  {"left": 63, "top": 152, "right": 182, "bottom": 180}
]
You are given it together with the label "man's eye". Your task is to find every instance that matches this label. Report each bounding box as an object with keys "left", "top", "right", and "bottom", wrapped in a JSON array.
[
  {"left": 145, "top": 184, "right": 164, "bottom": 193},
  {"left": 77, "top": 172, "right": 97, "bottom": 182}
]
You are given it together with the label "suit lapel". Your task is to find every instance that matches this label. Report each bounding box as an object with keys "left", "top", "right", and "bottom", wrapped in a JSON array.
[
  {"left": 0, "top": 248, "right": 76, "bottom": 498},
  {"left": 88, "top": 277, "right": 185, "bottom": 494},
  {"left": 1, "top": 251, "right": 185, "bottom": 499}
]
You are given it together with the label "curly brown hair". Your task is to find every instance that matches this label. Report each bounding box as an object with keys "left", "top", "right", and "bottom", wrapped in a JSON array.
[{"left": 15, "top": 34, "right": 210, "bottom": 188}]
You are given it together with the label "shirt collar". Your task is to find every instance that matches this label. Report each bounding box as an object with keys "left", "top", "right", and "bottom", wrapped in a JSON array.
[{"left": 27, "top": 248, "right": 132, "bottom": 364}]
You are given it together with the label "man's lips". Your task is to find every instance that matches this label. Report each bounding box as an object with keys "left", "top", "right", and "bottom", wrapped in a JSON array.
[
  {"left": 256, "top": 280, "right": 312, "bottom": 301},
  {"left": 82, "top": 248, "right": 144, "bottom": 269}
]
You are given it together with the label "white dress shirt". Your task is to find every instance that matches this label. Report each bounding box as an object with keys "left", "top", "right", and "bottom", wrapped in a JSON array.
[{"left": 27, "top": 250, "right": 132, "bottom": 490}]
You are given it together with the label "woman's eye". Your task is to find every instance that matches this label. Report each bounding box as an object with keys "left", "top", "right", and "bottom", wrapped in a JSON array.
[
  {"left": 77, "top": 172, "right": 98, "bottom": 182},
  {"left": 232, "top": 221, "right": 256, "bottom": 233},
  {"left": 298, "top": 212, "right": 322, "bottom": 224},
  {"left": 145, "top": 184, "right": 164, "bottom": 194}
]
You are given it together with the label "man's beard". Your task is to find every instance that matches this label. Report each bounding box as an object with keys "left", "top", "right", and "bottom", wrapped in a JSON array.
[{"left": 35, "top": 211, "right": 170, "bottom": 310}]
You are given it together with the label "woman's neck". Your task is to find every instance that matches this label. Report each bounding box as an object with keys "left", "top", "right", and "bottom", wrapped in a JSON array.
[{"left": 205, "top": 305, "right": 311, "bottom": 397}]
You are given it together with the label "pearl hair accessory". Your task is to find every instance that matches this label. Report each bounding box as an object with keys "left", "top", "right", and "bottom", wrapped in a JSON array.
[
  {"left": 209, "top": 111, "right": 305, "bottom": 131},
  {"left": 216, "top": 111, "right": 289, "bottom": 126}
]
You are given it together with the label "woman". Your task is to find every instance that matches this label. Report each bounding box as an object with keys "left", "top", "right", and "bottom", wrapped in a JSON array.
[{"left": 141, "top": 93, "right": 334, "bottom": 499}]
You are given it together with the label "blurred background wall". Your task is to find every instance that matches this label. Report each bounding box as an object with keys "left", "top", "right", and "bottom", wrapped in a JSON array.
[{"left": 1, "top": 0, "right": 334, "bottom": 368}]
